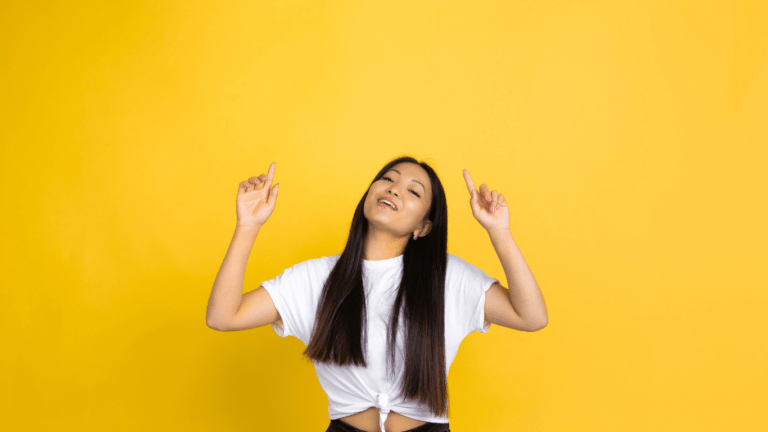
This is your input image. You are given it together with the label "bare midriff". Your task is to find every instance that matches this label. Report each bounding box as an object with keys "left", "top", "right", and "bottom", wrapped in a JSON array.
[{"left": 339, "top": 407, "right": 427, "bottom": 432}]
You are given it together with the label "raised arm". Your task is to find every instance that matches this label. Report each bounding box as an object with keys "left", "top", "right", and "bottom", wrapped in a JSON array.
[
  {"left": 206, "top": 224, "right": 281, "bottom": 331},
  {"left": 207, "top": 164, "right": 281, "bottom": 331}
]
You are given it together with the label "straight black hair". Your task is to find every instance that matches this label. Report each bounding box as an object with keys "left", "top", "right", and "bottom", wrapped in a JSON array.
[{"left": 302, "top": 155, "right": 451, "bottom": 418}]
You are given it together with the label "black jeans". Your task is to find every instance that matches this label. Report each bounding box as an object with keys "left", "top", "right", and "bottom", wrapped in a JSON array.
[{"left": 325, "top": 418, "right": 450, "bottom": 432}]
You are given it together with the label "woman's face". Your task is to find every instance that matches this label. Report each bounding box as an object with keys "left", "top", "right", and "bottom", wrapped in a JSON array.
[{"left": 364, "top": 162, "right": 433, "bottom": 237}]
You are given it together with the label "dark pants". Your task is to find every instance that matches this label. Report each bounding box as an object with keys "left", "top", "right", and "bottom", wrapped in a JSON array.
[{"left": 325, "top": 418, "right": 450, "bottom": 432}]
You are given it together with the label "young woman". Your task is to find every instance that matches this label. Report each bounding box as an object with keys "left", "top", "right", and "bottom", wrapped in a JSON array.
[{"left": 206, "top": 156, "right": 548, "bottom": 432}]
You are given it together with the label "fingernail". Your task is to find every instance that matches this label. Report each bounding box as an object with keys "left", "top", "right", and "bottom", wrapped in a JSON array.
[{"left": 486, "top": 195, "right": 491, "bottom": 201}]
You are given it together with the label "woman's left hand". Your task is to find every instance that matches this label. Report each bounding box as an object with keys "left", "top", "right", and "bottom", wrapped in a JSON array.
[{"left": 463, "top": 169, "right": 510, "bottom": 233}]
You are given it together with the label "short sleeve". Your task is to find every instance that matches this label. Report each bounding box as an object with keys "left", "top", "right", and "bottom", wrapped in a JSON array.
[
  {"left": 260, "top": 258, "right": 326, "bottom": 342},
  {"left": 447, "top": 254, "right": 501, "bottom": 336}
]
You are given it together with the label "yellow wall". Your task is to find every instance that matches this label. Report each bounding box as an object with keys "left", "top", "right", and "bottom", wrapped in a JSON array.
[{"left": 2, "top": 1, "right": 766, "bottom": 430}]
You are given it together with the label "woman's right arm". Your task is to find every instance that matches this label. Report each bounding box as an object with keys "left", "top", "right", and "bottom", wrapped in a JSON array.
[
  {"left": 206, "top": 162, "right": 281, "bottom": 331},
  {"left": 205, "top": 224, "right": 281, "bottom": 331}
]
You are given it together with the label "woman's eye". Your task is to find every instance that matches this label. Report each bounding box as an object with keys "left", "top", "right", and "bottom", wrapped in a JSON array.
[{"left": 383, "top": 177, "right": 420, "bottom": 197}]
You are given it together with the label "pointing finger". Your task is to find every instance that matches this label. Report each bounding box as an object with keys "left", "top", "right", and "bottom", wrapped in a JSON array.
[
  {"left": 462, "top": 169, "right": 477, "bottom": 197},
  {"left": 266, "top": 161, "right": 276, "bottom": 187}
]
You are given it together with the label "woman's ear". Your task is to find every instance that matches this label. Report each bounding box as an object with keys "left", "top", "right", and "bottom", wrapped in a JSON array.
[{"left": 420, "top": 220, "right": 433, "bottom": 237}]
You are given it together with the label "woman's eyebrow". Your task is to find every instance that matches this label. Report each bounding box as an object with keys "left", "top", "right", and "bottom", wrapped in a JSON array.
[{"left": 387, "top": 169, "right": 426, "bottom": 192}]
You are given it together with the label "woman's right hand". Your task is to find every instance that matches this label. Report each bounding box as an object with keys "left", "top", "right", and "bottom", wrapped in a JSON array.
[{"left": 236, "top": 162, "right": 279, "bottom": 228}]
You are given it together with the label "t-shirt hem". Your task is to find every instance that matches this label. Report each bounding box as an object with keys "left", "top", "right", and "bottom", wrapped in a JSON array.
[
  {"left": 475, "top": 277, "right": 500, "bottom": 334},
  {"left": 261, "top": 280, "right": 290, "bottom": 338}
]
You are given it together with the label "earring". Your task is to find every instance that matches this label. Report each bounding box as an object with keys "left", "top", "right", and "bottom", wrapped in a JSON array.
[{"left": 413, "top": 234, "right": 418, "bottom": 240}]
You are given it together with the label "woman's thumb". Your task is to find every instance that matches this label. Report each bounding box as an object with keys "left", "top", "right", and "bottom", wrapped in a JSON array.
[{"left": 270, "top": 183, "right": 279, "bottom": 204}]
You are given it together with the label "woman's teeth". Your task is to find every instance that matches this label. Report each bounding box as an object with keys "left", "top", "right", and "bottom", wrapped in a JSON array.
[{"left": 378, "top": 200, "right": 396, "bottom": 210}]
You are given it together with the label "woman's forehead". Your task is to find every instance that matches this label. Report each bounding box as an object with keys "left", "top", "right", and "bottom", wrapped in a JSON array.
[
  {"left": 388, "top": 163, "right": 426, "bottom": 178},
  {"left": 387, "top": 163, "right": 429, "bottom": 191}
]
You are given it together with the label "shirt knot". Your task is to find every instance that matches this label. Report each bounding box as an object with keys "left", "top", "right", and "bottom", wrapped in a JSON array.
[{"left": 375, "top": 393, "right": 390, "bottom": 432}]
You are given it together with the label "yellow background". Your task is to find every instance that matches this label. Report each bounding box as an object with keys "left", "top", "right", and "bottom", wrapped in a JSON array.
[{"left": 2, "top": 1, "right": 766, "bottom": 430}]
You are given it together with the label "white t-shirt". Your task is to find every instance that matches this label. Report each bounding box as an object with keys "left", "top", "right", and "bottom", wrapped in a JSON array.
[{"left": 261, "top": 252, "right": 499, "bottom": 432}]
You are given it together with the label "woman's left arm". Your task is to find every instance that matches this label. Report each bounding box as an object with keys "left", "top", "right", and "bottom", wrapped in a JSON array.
[
  {"left": 463, "top": 168, "right": 548, "bottom": 330},
  {"left": 487, "top": 227, "right": 548, "bottom": 330}
]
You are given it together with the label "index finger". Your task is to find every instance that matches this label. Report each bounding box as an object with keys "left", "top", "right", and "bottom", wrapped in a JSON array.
[
  {"left": 462, "top": 169, "right": 477, "bottom": 195},
  {"left": 266, "top": 161, "right": 276, "bottom": 185}
]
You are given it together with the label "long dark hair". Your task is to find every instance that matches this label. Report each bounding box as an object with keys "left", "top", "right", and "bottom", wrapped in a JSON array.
[{"left": 302, "top": 155, "right": 451, "bottom": 418}]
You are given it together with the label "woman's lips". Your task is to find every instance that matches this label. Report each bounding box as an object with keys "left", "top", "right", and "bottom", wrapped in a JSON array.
[{"left": 378, "top": 201, "right": 396, "bottom": 210}]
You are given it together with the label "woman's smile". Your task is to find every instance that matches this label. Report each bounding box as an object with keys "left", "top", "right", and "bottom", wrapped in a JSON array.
[{"left": 377, "top": 201, "right": 397, "bottom": 211}]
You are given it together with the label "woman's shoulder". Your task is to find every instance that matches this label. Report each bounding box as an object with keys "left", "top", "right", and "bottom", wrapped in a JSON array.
[
  {"left": 445, "top": 252, "right": 489, "bottom": 280},
  {"left": 294, "top": 253, "right": 342, "bottom": 272},
  {"left": 446, "top": 252, "right": 471, "bottom": 270},
  {"left": 320, "top": 253, "right": 342, "bottom": 267}
]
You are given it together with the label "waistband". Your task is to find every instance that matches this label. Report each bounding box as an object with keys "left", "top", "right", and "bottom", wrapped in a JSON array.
[{"left": 326, "top": 418, "right": 450, "bottom": 432}]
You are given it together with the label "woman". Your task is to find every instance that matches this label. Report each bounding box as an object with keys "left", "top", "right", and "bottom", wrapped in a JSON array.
[{"left": 206, "top": 156, "right": 548, "bottom": 432}]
